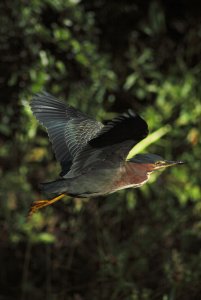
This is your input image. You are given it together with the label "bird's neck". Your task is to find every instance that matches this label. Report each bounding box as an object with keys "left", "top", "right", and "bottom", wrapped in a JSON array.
[
  {"left": 127, "top": 161, "right": 155, "bottom": 173},
  {"left": 114, "top": 162, "right": 154, "bottom": 191},
  {"left": 126, "top": 161, "right": 154, "bottom": 183}
]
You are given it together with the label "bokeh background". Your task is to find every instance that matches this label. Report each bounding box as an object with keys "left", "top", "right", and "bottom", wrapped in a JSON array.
[{"left": 0, "top": 0, "right": 201, "bottom": 299}]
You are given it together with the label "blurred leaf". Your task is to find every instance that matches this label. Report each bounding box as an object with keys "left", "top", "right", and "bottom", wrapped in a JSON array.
[{"left": 127, "top": 125, "right": 171, "bottom": 159}]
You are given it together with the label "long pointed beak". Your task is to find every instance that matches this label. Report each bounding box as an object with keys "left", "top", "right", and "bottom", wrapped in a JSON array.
[{"left": 159, "top": 160, "right": 185, "bottom": 168}]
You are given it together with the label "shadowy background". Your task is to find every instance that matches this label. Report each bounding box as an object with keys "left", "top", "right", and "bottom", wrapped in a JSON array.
[{"left": 0, "top": 0, "right": 201, "bottom": 299}]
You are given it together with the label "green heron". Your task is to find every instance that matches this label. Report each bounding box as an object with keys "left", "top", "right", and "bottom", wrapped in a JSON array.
[{"left": 29, "top": 92, "right": 183, "bottom": 215}]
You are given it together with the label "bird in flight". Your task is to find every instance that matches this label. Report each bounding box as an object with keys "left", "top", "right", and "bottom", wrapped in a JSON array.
[{"left": 29, "top": 92, "right": 183, "bottom": 215}]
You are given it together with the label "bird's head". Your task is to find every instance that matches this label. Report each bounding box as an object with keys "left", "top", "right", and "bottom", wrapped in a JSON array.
[{"left": 129, "top": 153, "right": 184, "bottom": 171}]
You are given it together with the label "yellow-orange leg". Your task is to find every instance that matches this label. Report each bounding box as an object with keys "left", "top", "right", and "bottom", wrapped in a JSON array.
[{"left": 29, "top": 194, "right": 65, "bottom": 216}]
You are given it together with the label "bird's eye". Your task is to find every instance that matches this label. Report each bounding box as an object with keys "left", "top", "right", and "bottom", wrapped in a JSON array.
[{"left": 155, "top": 161, "right": 163, "bottom": 165}]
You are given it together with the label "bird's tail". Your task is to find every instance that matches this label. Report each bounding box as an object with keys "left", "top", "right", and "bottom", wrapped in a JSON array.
[{"left": 40, "top": 179, "right": 68, "bottom": 194}]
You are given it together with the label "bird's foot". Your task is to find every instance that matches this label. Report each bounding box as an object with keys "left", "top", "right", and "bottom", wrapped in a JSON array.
[{"left": 28, "top": 194, "right": 65, "bottom": 216}]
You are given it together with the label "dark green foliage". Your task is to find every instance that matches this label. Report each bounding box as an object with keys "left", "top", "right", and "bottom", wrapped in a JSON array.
[{"left": 0, "top": 0, "right": 201, "bottom": 299}]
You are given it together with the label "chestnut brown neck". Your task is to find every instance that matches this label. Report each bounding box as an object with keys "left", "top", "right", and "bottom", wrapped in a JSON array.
[
  {"left": 125, "top": 161, "right": 154, "bottom": 183},
  {"left": 113, "top": 161, "right": 154, "bottom": 191}
]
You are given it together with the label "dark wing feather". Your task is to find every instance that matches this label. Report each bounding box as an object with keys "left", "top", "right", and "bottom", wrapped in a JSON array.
[
  {"left": 89, "top": 110, "right": 148, "bottom": 147},
  {"left": 67, "top": 110, "right": 149, "bottom": 177},
  {"left": 30, "top": 92, "right": 103, "bottom": 176}
]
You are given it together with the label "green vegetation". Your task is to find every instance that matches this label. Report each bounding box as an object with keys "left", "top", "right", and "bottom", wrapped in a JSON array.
[{"left": 0, "top": 1, "right": 201, "bottom": 299}]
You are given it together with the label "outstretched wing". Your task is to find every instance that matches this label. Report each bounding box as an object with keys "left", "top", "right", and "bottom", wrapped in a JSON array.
[
  {"left": 30, "top": 92, "right": 103, "bottom": 176},
  {"left": 67, "top": 110, "right": 149, "bottom": 177}
]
